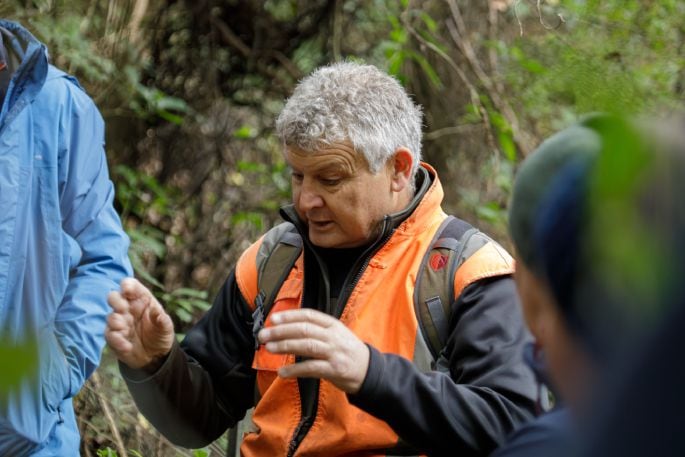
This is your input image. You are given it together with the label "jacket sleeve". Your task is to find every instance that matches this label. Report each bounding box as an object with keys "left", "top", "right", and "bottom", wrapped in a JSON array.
[
  {"left": 488, "top": 407, "right": 572, "bottom": 457},
  {"left": 120, "top": 270, "right": 257, "bottom": 449},
  {"left": 348, "top": 276, "right": 538, "bottom": 457},
  {"left": 55, "top": 80, "right": 133, "bottom": 399}
]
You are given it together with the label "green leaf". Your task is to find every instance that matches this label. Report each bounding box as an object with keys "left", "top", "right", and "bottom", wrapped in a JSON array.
[
  {"left": 237, "top": 160, "right": 266, "bottom": 173},
  {"left": 389, "top": 28, "right": 407, "bottom": 45},
  {"left": 476, "top": 202, "right": 506, "bottom": 224},
  {"left": 0, "top": 339, "right": 37, "bottom": 393},
  {"left": 387, "top": 50, "right": 406, "bottom": 78},
  {"left": 175, "top": 308, "right": 193, "bottom": 323},
  {"left": 499, "top": 133, "right": 516, "bottom": 162},
  {"left": 154, "top": 95, "right": 189, "bottom": 113},
  {"left": 420, "top": 12, "right": 438, "bottom": 33},
  {"left": 489, "top": 110, "right": 516, "bottom": 162},
  {"left": 170, "top": 288, "right": 208, "bottom": 299},
  {"left": 231, "top": 211, "right": 264, "bottom": 230},
  {"left": 130, "top": 257, "right": 164, "bottom": 289},
  {"left": 233, "top": 125, "right": 256, "bottom": 139},
  {"left": 406, "top": 50, "right": 443, "bottom": 89},
  {"left": 158, "top": 111, "right": 184, "bottom": 125}
]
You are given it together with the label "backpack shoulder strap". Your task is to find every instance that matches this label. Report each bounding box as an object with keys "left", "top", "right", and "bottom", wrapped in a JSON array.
[
  {"left": 415, "top": 216, "right": 513, "bottom": 360},
  {"left": 236, "top": 222, "right": 302, "bottom": 348},
  {"left": 414, "top": 216, "right": 474, "bottom": 360}
]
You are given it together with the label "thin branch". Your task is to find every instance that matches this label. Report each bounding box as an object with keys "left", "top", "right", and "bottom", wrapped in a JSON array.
[
  {"left": 79, "top": 0, "right": 98, "bottom": 35},
  {"left": 537, "top": 0, "right": 566, "bottom": 30},
  {"left": 425, "top": 124, "right": 479, "bottom": 141},
  {"left": 446, "top": 0, "right": 532, "bottom": 154},
  {"left": 104, "top": 0, "right": 116, "bottom": 39},
  {"left": 515, "top": 0, "right": 565, "bottom": 36},
  {"left": 127, "top": 0, "right": 149, "bottom": 47},
  {"left": 77, "top": 408, "right": 94, "bottom": 457},
  {"left": 210, "top": 16, "right": 297, "bottom": 90},
  {"left": 332, "top": 0, "right": 343, "bottom": 62},
  {"left": 514, "top": 0, "right": 524, "bottom": 36},
  {"left": 90, "top": 373, "right": 128, "bottom": 457},
  {"left": 210, "top": 16, "right": 251, "bottom": 57},
  {"left": 487, "top": 0, "right": 504, "bottom": 94},
  {"left": 82, "top": 374, "right": 201, "bottom": 457},
  {"left": 264, "top": 50, "right": 303, "bottom": 80},
  {"left": 401, "top": 12, "right": 498, "bottom": 153}
]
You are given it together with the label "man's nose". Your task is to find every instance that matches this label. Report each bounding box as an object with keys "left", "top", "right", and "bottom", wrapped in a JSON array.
[{"left": 297, "top": 180, "right": 324, "bottom": 211}]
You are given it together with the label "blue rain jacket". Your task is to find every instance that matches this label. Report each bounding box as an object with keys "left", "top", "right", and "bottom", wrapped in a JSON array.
[{"left": 0, "top": 20, "right": 132, "bottom": 456}]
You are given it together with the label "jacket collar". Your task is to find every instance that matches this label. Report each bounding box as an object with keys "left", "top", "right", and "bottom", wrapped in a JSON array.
[
  {"left": 0, "top": 20, "right": 48, "bottom": 125},
  {"left": 279, "top": 162, "right": 444, "bottom": 243}
]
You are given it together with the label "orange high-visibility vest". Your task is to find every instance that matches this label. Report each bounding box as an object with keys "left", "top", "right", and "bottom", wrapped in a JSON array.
[{"left": 235, "top": 164, "right": 513, "bottom": 456}]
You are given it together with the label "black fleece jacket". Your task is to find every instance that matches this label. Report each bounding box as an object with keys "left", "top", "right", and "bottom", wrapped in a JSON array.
[{"left": 121, "top": 169, "right": 537, "bottom": 455}]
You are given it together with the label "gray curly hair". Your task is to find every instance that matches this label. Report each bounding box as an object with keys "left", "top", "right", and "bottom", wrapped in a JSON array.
[{"left": 275, "top": 61, "right": 423, "bottom": 177}]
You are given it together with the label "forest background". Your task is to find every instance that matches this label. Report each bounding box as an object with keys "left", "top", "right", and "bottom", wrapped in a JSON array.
[{"left": 1, "top": 0, "right": 683, "bottom": 456}]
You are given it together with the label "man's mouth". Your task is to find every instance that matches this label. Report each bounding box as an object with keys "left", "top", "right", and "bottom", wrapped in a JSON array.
[{"left": 309, "top": 220, "right": 333, "bottom": 230}]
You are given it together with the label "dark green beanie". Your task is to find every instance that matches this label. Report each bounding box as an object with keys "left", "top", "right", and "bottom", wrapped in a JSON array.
[{"left": 508, "top": 123, "right": 602, "bottom": 270}]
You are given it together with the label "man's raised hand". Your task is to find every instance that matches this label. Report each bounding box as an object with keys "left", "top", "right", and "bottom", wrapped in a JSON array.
[{"left": 105, "top": 278, "right": 175, "bottom": 370}]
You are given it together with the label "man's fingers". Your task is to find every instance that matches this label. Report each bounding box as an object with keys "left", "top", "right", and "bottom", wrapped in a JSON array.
[
  {"left": 258, "top": 321, "right": 328, "bottom": 344},
  {"left": 270, "top": 308, "right": 337, "bottom": 327},
  {"left": 107, "top": 312, "right": 131, "bottom": 332},
  {"left": 105, "top": 329, "right": 133, "bottom": 354},
  {"left": 120, "top": 277, "right": 160, "bottom": 318},
  {"left": 149, "top": 304, "right": 174, "bottom": 333},
  {"left": 120, "top": 277, "right": 148, "bottom": 299},
  {"left": 278, "top": 359, "right": 332, "bottom": 379},
  {"left": 265, "top": 338, "right": 330, "bottom": 358},
  {"left": 107, "top": 291, "right": 129, "bottom": 314}
]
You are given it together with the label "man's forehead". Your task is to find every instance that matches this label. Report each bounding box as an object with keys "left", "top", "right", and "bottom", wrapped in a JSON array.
[{"left": 285, "top": 143, "right": 366, "bottom": 170}]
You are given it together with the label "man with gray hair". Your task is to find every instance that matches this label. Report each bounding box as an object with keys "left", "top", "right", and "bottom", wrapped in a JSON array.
[{"left": 106, "top": 61, "right": 537, "bottom": 456}]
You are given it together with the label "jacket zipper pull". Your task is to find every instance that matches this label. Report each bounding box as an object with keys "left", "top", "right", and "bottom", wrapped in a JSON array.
[{"left": 252, "top": 292, "right": 266, "bottom": 349}]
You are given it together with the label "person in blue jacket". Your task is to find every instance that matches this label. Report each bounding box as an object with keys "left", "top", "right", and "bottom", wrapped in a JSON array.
[{"left": 0, "top": 19, "right": 132, "bottom": 455}]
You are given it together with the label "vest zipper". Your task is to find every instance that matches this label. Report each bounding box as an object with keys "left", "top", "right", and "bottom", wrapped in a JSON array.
[
  {"left": 285, "top": 261, "right": 322, "bottom": 456},
  {"left": 281, "top": 214, "right": 394, "bottom": 455},
  {"left": 335, "top": 216, "right": 394, "bottom": 317},
  {"left": 286, "top": 415, "right": 314, "bottom": 457}
]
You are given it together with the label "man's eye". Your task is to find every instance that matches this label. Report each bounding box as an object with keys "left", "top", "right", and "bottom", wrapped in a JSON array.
[
  {"left": 291, "top": 172, "right": 304, "bottom": 181},
  {"left": 321, "top": 178, "right": 341, "bottom": 186}
]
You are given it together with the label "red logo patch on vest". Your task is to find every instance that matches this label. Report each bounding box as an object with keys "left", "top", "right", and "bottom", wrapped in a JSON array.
[{"left": 429, "top": 253, "right": 449, "bottom": 271}]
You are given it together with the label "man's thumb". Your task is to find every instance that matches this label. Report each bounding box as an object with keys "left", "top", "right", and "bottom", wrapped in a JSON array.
[{"left": 150, "top": 304, "right": 173, "bottom": 333}]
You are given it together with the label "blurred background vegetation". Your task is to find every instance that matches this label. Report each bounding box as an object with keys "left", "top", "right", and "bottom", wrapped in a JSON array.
[{"left": 1, "top": 0, "right": 683, "bottom": 455}]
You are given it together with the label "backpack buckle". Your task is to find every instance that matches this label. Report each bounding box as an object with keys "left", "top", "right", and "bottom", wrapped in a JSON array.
[{"left": 252, "top": 292, "right": 266, "bottom": 349}]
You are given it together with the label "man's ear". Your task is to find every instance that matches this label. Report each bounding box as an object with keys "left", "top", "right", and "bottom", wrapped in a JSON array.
[{"left": 390, "top": 147, "right": 414, "bottom": 192}]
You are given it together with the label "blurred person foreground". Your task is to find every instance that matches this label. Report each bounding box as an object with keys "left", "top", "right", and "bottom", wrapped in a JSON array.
[{"left": 494, "top": 114, "right": 685, "bottom": 457}]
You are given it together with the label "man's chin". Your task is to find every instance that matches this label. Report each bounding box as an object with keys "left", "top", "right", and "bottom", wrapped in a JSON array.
[
  {"left": 308, "top": 232, "right": 339, "bottom": 248},
  {"left": 309, "top": 232, "right": 370, "bottom": 249}
]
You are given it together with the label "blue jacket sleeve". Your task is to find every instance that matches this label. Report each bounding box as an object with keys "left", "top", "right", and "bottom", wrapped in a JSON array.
[{"left": 54, "top": 79, "right": 132, "bottom": 398}]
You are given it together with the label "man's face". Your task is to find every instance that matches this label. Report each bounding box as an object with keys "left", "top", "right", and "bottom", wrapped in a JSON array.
[{"left": 286, "top": 142, "right": 399, "bottom": 248}]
